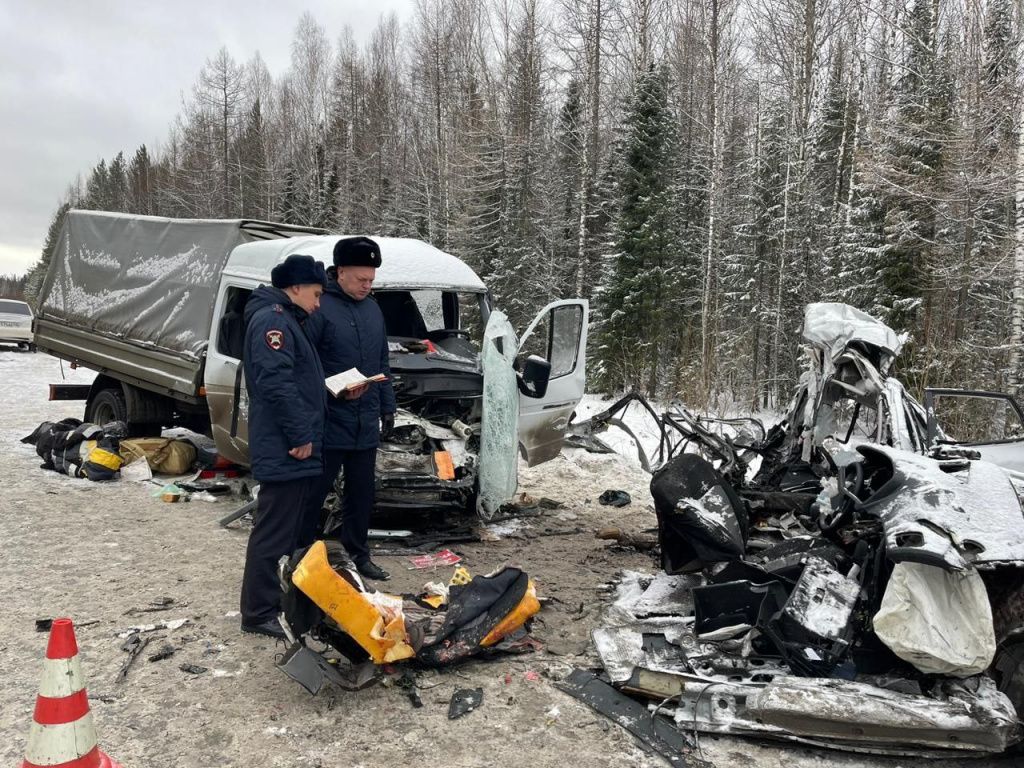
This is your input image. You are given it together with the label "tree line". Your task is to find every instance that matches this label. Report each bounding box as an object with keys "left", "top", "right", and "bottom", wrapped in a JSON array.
[
  {"left": 0, "top": 274, "right": 26, "bottom": 300},
  {"left": 23, "top": 0, "right": 1024, "bottom": 406}
]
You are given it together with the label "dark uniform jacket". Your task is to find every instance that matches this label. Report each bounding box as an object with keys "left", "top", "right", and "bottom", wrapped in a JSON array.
[
  {"left": 306, "top": 276, "right": 397, "bottom": 450},
  {"left": 243, "top": 286, "right": 327, "bottom": 482}
]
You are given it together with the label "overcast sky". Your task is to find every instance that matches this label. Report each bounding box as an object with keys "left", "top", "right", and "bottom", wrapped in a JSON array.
[{"left": 0, "top": 0, "right": 415, "bottom": 276}]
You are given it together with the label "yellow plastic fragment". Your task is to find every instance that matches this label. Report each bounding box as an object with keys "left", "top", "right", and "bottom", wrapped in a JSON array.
[
  {"left": 422, "top": 594, "right": 446, "bottom": 609},
  {"left": 481, "top": 580, "right": 540, "bottom": 647},
  {"left": 291, "top": 540, "right": 415, "bottom": 664}
]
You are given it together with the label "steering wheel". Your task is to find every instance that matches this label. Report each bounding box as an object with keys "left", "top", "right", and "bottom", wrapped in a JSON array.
[
  {"left": 427, "top": 328, "right": 472, "bottom": 342},
  {"left": 818, "top": 457, "right": 865, "bottom": 535}
]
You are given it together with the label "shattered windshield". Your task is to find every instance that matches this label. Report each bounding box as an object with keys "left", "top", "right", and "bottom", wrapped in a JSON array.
[
  {"left": 829, "top": 398, "right": 883, "bottom": 444},
  {"left": 477, "top": 310, "right": 519, "bottom": 519}
]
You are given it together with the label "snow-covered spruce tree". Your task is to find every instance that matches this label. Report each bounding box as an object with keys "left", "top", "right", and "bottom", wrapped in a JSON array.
[
  {"left": 553, "top": 79, "right": 587, "bottom": 300},
  {"left": 82, "top": 160, "right": 112, "bottom": 211},
  {"left": 279, "top": 165, "right": 306, "bottom": 225},
  {"left": 594, "top": 63, "right": 679, "bottom": 395},
  {"left": 746, "top": 98, "right": 794, "bottom": 407},
  {"left": 106, "top": 152, "right": 130, "bottom": 213},
  {"left": 484, "top": 0, "right": 558, "bottom": 332},
  {"left": 662, "top": 5, "right": 715, "bottom": 400},
  {"left": 875, "top": 0, "right": 955, "bottom": 389},
  {"left": 968, "top": 0, "right": 1022, "bottom": 395},
  {"left": 127, "top": 145, "right": 154, "bottom": 216},
  {"left": 236, "top": 99, "right": 270, "bottom": 220},
  {"left": 450, "top": 74, "right": 503, "bottom": 286}
]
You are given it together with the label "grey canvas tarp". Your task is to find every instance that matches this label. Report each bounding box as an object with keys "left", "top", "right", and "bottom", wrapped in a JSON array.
[{"left": 37, "top": 211, "right": 259, "bottom": 360}]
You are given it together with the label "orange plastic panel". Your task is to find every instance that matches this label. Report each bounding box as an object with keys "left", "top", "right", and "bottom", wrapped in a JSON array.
[
  {"left": 481, "top": 580, "right": 540, "bottom": 647},
  {"left": 434, "top": 450, "right": 455, "bottom": 481},
  {"left": 291, "top": 541, "right": 414, "bottom": 664}
]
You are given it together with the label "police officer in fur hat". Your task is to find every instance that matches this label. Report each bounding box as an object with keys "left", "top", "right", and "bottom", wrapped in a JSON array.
[
  {"left": 306, "top": 237, "right": 396, "bottom": 581},
  {"left": 239, "top": 253, "right": 328, "bottom": 637}
]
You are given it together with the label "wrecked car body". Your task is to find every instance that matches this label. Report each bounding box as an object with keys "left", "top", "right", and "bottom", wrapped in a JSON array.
[
  {"left": 569, "top": 302, "right": 1024, "bottom": 757},
  {"left": 581, "top": 571, "right": 1020, "bottom": 757}
]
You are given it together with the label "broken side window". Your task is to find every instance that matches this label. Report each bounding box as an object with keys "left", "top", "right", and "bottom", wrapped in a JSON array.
[{"left": 932, "top": 393, "right": 1024, "bottom": 444}]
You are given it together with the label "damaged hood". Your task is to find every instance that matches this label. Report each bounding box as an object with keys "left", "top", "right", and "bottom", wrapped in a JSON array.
[{"left": 802, "top": 303, "right": 905, "bottom": 365}]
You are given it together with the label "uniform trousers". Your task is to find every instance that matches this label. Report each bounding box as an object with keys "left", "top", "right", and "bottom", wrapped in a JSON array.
[
  {"left": 317, "top": 447, "right": 377, "bottom": 565},
  {"left": 240, "top": 474, "right": 323, "bottom": 624}
]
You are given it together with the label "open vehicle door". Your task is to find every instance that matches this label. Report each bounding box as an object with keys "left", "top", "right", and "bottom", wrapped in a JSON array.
[
  {"left": 477, "top": 301, "right": 589, "bottom": 520},
  {"left": 478, "top": 310, "right": 520, "bottom": 520},
  {"left": 925, "top": 388, "right": 1024, "bottom": 474},
  {"left": 516, "top": 300, "right": 589, "bottom": 466},
  {"left": 204, "top": 284, "right": 253, "bottom": 466}
]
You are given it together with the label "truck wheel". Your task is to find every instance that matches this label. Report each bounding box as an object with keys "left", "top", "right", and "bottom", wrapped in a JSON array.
[
  {"left": 86, "top": 387, "right": 128, "bottom": 426},
  {"left": 123, "top": 384, "right": 173, "bottom": 436}
]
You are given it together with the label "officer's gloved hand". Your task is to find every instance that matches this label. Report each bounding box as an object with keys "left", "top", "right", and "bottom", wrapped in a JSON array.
[{"left": 380, "top": 412, "right": 395, "bottom": 439}]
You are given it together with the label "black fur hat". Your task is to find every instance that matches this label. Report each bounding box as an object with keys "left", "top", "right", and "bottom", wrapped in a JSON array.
[
  {"left": 271, "top": 254, "right": 327, "bottom": 289},
  {"left": 333, "top": 236, "right": 382, "bottom": 268}
]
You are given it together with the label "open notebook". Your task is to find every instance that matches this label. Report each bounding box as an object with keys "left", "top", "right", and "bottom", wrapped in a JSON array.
[{"left": 325, "top": 367, "right": 388, "bottom": 397}]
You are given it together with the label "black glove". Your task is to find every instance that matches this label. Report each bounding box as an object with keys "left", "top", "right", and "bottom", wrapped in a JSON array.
[{"left": 381, "top": 412, "right": 395, "bottom": 438}]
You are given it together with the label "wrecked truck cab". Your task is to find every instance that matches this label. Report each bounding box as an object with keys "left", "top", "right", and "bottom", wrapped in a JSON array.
[{"left": 204, "top": 235, "right": 588, "bottom": 517}]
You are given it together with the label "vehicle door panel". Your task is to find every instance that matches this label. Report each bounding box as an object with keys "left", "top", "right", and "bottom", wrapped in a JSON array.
[
  {"left": 925, "top": 388, "right": 1024, "bottom": 473},
  {"left": 516, "top": 300, "right": 589, "bottom": 466},
  {"left": 204, "top": 283, "right": 253, "bottom": 466}
]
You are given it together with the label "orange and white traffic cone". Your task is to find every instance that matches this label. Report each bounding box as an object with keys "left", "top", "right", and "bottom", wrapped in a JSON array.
[{"left": 21, "top": 618, "right": 123, "bottom": 768}]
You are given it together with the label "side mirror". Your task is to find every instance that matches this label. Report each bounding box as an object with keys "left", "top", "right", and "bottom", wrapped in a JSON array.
[{"left": 517, "top": 355, "right": 551, "bottom": 398}]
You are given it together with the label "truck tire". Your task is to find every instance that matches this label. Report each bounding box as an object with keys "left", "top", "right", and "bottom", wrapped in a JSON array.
[
  {"left": 123, "top": 383, "right": 173, "bottom": 436},
  {"left": 86, "top": 387, "right": 128, "bottom": 426}
]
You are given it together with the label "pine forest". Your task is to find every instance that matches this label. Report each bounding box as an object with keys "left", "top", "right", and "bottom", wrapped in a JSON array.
[{"left": 23, "top": 0, "right": 1024, "bottom": 408}]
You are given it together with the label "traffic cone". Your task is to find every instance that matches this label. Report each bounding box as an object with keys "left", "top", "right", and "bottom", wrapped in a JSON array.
[{"left": 21, "top": 618, "right": 122, "bottom": 768}]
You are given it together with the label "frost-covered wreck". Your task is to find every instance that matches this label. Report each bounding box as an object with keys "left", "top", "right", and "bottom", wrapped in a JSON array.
[{"left": 566, "top": 303, "right": 1024, "bottom": 758}]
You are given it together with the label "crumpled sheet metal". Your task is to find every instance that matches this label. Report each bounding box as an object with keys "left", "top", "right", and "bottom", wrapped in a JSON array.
[
  {"left": 860, "top": 445, "right": 1024, "bottom": 570},
  {"left": 743, "top": 676, "right": 1019, "bottom": 754},
  {"left": 802, "top": 302, "right": 905, "bottom": 364},
  {"left": 593, "top": 622, "right": 695, "bottom": 683},
  {"left": 622, "top": 654, "right": 1020, "bottom": 755},
  {"left": 595, "top": 568, "right": 1022, "bottom": 757},
  {"left": 596, "top": 571, "right": 704, "bottom": 683}
]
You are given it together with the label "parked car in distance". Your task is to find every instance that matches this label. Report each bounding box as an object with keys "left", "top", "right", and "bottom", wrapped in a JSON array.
[{"left": 0, "top": 298, "right": 34, "bottom": 350}]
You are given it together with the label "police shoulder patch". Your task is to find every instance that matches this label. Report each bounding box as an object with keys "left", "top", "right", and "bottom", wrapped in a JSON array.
[{"left": 265, "top": 329, "right": 285, "bottom": 350}]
